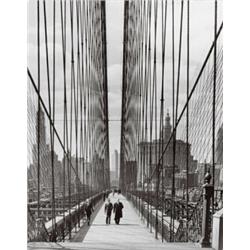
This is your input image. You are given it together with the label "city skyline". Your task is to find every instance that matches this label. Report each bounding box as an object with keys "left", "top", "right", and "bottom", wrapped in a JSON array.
[{"left": 26, "top": 0, "right": 223, "bottom": 247}]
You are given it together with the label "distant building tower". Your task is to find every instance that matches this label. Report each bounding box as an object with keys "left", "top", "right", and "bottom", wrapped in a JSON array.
[
  {"left": 32, "top": 109, "right": 47, "bottom": 164},
  {"left": 114, "top": 150, "right": 119, "bottom": 179},
  {"left": 164, "top": 111, "right": 172, "bottom": 141},
  {"left": 216, "top": 124, "right": 223, "bottom": 165},
  {"left": 118, "top": 152, "right": 120, "bottom": 180},
  {"left": 36, "top": 109, "right": 46, "bottom": 149}
]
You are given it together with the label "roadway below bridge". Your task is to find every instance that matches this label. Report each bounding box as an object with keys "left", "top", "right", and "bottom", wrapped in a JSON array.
[{"left": 28, "top": 193, "right": 213, "bottom": 250}]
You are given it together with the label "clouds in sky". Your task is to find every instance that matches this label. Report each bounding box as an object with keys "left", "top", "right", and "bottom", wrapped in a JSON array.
[
  {"left": 106, "top": 0, "right": 124, "bottom": 157},
  {"left": 105, "top": 0, "right": 222, "bottom": 158},
  {"left": 27, "top": 0, "right": 222, "bottom": 163}
]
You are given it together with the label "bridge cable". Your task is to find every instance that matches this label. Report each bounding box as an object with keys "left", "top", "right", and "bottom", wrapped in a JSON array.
[
  {"left": 150, "top": 0, "right": 159, "bottom": 239},
  {"left": 43, "top": 0, "right": 56, "bottom": 240},
  {"left": 37, "top": 0, "right": 41, "bottom": 221},
  {"left": 159, "top": 0, "right": 168, "bottom": 242},
  {"left": 60, "top": 0, "right": 67, "bottom": 240},
  {"left": 147, "top": 22, "right": 223, "bottom": 186},
  {"left": 172, "top": 0, "right": 184, "bottom": 240},
  {"left": 186, "top": 0, "right": 190, "bottom": 242},
  {"left": 170, "top": 0, "right": 176, "bottom": 241},
  {"left": 212, "top": 0, "right": 218, "bottom": 214}
]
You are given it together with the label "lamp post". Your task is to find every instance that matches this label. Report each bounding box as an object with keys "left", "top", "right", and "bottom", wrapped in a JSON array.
[{"left": 200, "top": 171, "right": 214, "bottom": 247}]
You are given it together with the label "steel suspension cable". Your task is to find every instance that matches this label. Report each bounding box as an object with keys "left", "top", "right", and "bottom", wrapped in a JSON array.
[
  {"left": 68, "top": 0, "right": 76, "bottom": 237},
  {"left": 43, "top": 0, "right": 56, "bottom": 240},
  {"left": 147, "top": 22, "right": 223, "bottom": 184},
  {"left": 51, "top": 0, "right": 57, "bottom": 239},
  {"left": 60, "top": 0, "right": 68, "bottom": 240},
  {"left": 186, "top": 0, "right": 190, "bottom": 242},
  {"left": 151, "top": 0, "right": 159, "bottom": 239},
  {"left": 172, "top": 0, "right": 184, "bottom": 240},
  {"left": 212, "top": 0, "right": 218, "bottom": 214},
  {"left": 37, "top": 0, "right": 41, "bottom": 221},
  {"left": 170, "top": 0, "right": 176, "bottom": 240},
  {"left": 140, "top": 0, "right": 146, "bottom": 195},
  {"left": 79, "top": 0, "right": 85, "bottom": 202},
  {"left": 142, "top": 0, "right": 151, "bottom": 228},
  {"left": 75, "top": 0, "right": 81, "bottom": 227},
  {"left": 27, "top": 69, "right": 81, "bottom": 178},
  {"left": 146, "top": 0, "right": 153, "bottom": 234},
  {"left": 175, "top": 0, "right": 184, "bottom": 124},
  {"left": 159, "top": 0, "right": 168, "bottom": 242}
]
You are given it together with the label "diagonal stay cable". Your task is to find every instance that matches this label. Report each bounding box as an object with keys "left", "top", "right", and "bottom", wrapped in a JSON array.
[
  {"left": 27, "top": 68, "right": 82, "bottom": 180},
  {"left": 148, "top": 22, "right": 223, "bottom": 182}
]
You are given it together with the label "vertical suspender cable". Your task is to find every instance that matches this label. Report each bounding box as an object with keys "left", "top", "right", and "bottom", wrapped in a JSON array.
[
  {"left": 212, "top": 0, "right": 218, "bottom": 214},
  {"left": 52, "top": 0, "right": 56, "bottom": 240},
  {"left": 141, "top": 0, "right": 145, "bottom": 199},
  {"left": 160, "top": 0, "right": 168, "bottom": 242},
  {"left": 152, "top": 0, "right": 158, "bottom": 239},
  {"left": 143, "top": 0, "right": 150, "bottom": 229},
  {"left": 136, "top": 0, "right": 141, "bottom": 205},
  {"left": 75, "top": 0, "right": 80, "bottom": 228},
  {"left": 79, "top": 0, "right": 85, "bottom": 202},
  {"left": 68, "top": 0, "right": 75, "bottom": 238},
  {"left": 147, "top": 0, "right": 153, "bottom": 234},
  {"left": 173, "top": 0, "right": 184, "bottom": 241},
  {"left": 84, "top": 0, "right": 90, "bottom": 197},
  {"left": 43, "top": 0, "right": 56, "bottom": 241},
  {"left": 60, "top": 0, "right": 69, "bottom": 240},
  {"left": 83, "top": 0, "right": 87, "bottom": 199},
  {"left": 186, "top": 0, "right": 190, "bottom": 242},
  {"left": 159, "top": 0, "right": 164, "bottom": 240},
  {"left": 37, "top": 0, "right": 41, "bottom": 221},
  {"left": 170, "top": 0, "right": 175, "bottom": 242}
]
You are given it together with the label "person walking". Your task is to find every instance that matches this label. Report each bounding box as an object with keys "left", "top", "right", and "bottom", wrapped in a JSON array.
[
  {"left": 106, "top": 190, "right": 109, "bottom": 199},
  {"left": 103, "top": 190, "right": 106, "bottom": 202},
  {"left": 104, "top": 198, "right": 113, "bottom": 224},
  {"left": 113, "top": 199, "right": 124, "bottom": 225},
  {"left": 85, "top": 199, "right": 94, "bottom": 226}
]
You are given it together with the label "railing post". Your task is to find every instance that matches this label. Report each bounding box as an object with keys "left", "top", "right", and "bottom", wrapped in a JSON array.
[
  {"left": 212, "top": 209, "right": 223, "bottom": 250},
  {"left": 200, "top": 172, "right": 214, "bottom": 248}
]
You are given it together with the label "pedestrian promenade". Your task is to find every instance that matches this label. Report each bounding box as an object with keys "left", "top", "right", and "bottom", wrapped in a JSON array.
[
  {"left": 28, "top": 193, "right": 213, "bottom": 250},
  {"left": 82, "top": 192, "right": 167, "bottom": 248}
]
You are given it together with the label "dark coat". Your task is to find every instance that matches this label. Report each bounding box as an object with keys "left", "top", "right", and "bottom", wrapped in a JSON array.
[
  {"left": 104, "top": 202, "right": 113, "bottom": 216},
  {"left": 114, "top": 202, "right": 123, "bottom": 219},
  {"left": 85, "top": 203, "right": 94, "bottom": 217}
]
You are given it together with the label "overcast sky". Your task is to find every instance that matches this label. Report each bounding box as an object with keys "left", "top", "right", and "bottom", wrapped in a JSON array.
[
  {"left": 28, "top": 0, "right": 222, "bottom": 168},
  {"left": 106, "top": 0, "right": 222, "bottom": 169}
]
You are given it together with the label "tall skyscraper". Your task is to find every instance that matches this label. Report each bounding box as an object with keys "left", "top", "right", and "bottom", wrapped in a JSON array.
[
  {"left": 114, "top": 150, "right": 119, "bottom": 179},
  {"left": 216, "top": 125, "right": 223, "bottom": 165},
  {"left": 118, "top": 152, "right": 120, "bottom": 180},
  {"left": 110, "top": 150, "right": 119, "bottom": 186},
  {"left": 36, "top": 109, "right": 46, "bottom": 149},
  {"left": 32, "top": 109, "right": 47, "bottom": 164},
  {"left": 164, "top": 111, "right": 172, "bottom": 141}
]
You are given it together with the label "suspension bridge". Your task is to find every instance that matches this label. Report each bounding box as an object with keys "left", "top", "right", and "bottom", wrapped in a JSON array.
[{"left": 27, "top": 0, "right": 223, "bottom": 249}]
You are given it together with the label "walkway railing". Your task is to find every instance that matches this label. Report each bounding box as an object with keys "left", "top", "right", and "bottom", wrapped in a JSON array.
[
  {"left": 28, "top": 191, "right": 104, "bottom": 242},
  {"left": 120, "top": 0, "right": 223, "bottom": 246},
  {"left": 27, "top": 0, "right": 110, "bottom": 243},
  {"left": 127, "top": 185, "right": 223, "bottom": 243}
]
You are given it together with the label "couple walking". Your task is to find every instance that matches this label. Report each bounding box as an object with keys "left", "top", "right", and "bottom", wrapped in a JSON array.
[{"left": 104, "top": 198, "right": 124, "bottom": 224}]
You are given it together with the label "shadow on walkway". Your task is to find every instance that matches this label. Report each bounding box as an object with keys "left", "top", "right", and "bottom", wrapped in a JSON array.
[
  {"left": 70, "top": 200, "right": 104, "bottom": 242},
  {"left": 90, "top": 223, "right": 140, "bottom": 226}
]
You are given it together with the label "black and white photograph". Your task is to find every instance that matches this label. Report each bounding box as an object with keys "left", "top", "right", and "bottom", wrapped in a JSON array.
[
  {"left": 3, "top": 0, "right": 250, "bottom": 248},
  {"left": 25, "top": 0, "right": 225, "bottom": 249}
]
